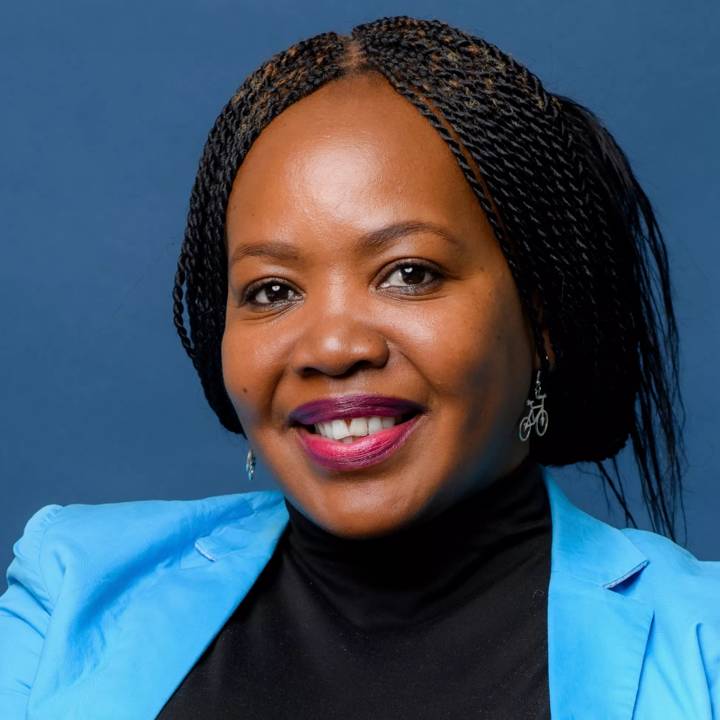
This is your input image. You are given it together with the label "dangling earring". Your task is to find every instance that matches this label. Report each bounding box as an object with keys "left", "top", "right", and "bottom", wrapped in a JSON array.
[
  {"left": 245, "top": 447, "right": 256, "bottom": 483},
  {"left": 518, "top": 367, "right": 550, "bottom": 442}
]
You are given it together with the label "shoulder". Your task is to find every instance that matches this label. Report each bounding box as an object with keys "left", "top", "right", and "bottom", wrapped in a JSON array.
[
  {"left": 620, "top": 525, "right": 720, "bottom": 609},
  {"left": 6, "top": 490, "right": 284, "bottom": 601},
  {"left": 616, "top": 528, "right": 720, "bottom": 711},
  {"left": 620, "top": 526, "right": 720, "bottom": 667},
  {"left": 0, "top": 492, "right": 286, "bottom": 715}
]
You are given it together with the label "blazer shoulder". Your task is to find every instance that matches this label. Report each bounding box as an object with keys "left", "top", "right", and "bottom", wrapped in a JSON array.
[
  {"left": 0, "top": 491, "right": 285, "bottom": 717},
  {"left": 621, "top": 526, "right": 720, "bottom": 619},
  {"left": 40, "top": 488, "right": 281, "bottom": 537},
  {"left": 619, "top": 527, "right": 720, "bottom": 711},
  {"left": 3, "top": 503, "right": 66, "bottom": 606},
  {"left": 18, "top": 490, "right": 283, "bottom": 601}
]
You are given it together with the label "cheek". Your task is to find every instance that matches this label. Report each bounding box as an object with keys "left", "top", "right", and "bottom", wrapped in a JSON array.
[
  {"left": 406, "top": 282, "right": 532, "bottom": 430},
  {"left": 220, "top": 319, "right": 286, "bottom": 427}
]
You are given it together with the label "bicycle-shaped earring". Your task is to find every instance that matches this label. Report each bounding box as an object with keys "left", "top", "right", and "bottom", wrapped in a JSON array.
[{"left": 518, "top": 368, "right": 549, "bottom": 442}]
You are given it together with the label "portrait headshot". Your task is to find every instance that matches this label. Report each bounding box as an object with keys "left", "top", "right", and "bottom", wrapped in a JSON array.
[{"left": 1, "top": 2, "right": 718, "bottom": 719}]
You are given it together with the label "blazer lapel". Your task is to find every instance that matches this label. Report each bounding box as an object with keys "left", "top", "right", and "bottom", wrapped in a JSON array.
[{"left": 543, "top": 471, "right": 654, "bottom": 720}]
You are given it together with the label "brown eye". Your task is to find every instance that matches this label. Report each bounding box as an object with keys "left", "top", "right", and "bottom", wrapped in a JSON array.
[
  {"left": 379, "top": 261, "right": 443, "bottom": 293},
  {"left": 243, "top": 280, "right": 300, "bottom": 308}
]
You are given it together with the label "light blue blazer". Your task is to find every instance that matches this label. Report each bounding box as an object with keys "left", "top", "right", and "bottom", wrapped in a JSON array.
[{"left": 0, "top": 469, "right": 718, "bottom": 719}]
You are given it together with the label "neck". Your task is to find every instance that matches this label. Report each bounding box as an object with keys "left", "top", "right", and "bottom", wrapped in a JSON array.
[{"left": 282, "top": 457, "right": 551, "bottom": 631}]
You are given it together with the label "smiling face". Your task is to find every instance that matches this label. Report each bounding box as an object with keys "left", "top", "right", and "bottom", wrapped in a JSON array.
[{"left": 221, "top": 72, "right": 536, "bottom": 538}]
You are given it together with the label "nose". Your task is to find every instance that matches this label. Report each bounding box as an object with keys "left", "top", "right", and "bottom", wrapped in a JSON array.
[{"left": 289, "top": 310, "right": 390, "bottom": 379}]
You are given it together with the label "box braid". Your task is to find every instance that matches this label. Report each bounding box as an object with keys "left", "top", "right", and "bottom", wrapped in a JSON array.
[{"left": 172, "top": 15, "right": 686, "bottom": 543}]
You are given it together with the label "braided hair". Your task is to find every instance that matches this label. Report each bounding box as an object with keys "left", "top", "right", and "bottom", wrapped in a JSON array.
[{"left": 172, "top": 15, "right": 687, "bottom": 543}]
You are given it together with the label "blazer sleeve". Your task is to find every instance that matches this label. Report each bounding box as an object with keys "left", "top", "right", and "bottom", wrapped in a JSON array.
[{"left": 0, "top": 504, "right": 64, "bottom": 719}]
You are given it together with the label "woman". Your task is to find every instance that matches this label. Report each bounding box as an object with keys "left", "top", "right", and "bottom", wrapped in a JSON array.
[{"left": 1, "top": 14, "right": 717, "bottom": 719}]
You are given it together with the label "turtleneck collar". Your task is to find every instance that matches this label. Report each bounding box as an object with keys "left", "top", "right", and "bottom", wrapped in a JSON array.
[{"left": 282, "top": 457, "right": 552, "bottom": 632}]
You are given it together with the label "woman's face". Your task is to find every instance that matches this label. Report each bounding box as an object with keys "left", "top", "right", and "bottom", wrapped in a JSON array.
[{"left": 222, "top": 73, "right": 535, "bottom": 538}]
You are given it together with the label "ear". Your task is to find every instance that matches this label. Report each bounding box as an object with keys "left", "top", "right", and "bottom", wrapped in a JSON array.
[
  {"left": 531, "top": 289, "right": 556, "bottom": 371},
  {"left": 540, "top": 326, "right": 556, "bottom": 370}
]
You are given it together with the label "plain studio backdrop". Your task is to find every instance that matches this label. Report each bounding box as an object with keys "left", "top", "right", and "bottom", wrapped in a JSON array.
[{"left": 1, "top": 0, "right": 718, "bottom": 572}]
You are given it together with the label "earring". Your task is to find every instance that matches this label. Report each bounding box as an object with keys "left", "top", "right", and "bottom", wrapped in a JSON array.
[
  {"left": 518, "top": 367, "right": 549, "bottom": 442},
  {"left": 245, "top": 447, "right": 256, "bottom": 483}
]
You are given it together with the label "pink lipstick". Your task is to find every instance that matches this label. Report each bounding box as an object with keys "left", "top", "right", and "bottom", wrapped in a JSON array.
[{"left": 289, "top": 394, "right": 426, "bottom": 471}]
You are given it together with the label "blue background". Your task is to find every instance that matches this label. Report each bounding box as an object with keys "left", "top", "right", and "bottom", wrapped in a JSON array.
[{"left": 1, "top": 0, "right": 718, "bottom": 571}]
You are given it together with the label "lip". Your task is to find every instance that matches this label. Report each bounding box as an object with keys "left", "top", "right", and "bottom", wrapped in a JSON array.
[
  {"left": 293, "top": 412, "right": 425, "bottom": 471},
  {"left": 288, "top": 394, "right": 425, "bottom": 426}
]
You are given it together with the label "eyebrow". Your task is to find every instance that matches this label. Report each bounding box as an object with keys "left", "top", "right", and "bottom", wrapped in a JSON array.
[{"left": 228, "top": 220, "right": 462, "bottom": 267}]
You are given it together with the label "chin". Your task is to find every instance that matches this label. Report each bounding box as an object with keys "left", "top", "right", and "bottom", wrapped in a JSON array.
[
  {"left": 309, "top": 487, "right": 430, "bottom": 539},
  {"left": 322, "top": 517, "right": 408, "bottom": 540}
]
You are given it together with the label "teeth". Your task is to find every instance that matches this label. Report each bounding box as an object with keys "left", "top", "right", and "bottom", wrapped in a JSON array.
[
  {"left": 367, "top": 416, "right": 383, "bottom": 434},
  {"left": 313, "top": 415, "right": 401, "bottom": 440},
  {"left": 349, "top": 417, "right": 369, "bottom": 436}
]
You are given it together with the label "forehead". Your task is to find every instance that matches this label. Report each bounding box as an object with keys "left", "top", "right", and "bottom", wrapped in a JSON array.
[{"left": 226, "top": 73, "right": 482, "bottom": 240}]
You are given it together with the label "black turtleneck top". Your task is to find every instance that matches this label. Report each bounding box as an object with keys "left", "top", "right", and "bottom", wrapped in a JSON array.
[{"left": 158, "top": 458, "right": 552, "bottom": 719}]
